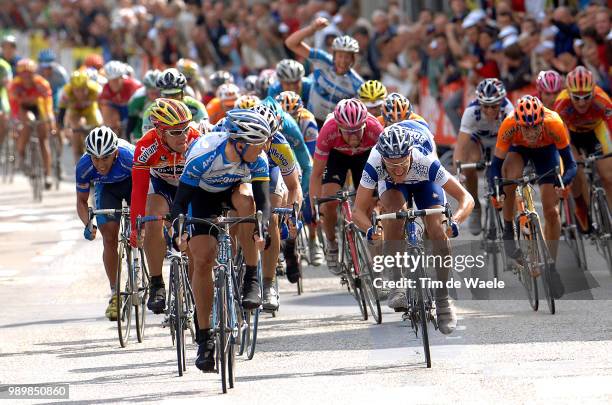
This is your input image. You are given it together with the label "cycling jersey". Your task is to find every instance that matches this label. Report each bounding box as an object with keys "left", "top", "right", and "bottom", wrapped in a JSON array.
[
  {"left": 267, "top": 76, "right": 313, "bottom": 107},
  {"left": 307, "top": 48, "right": 364, "bottom": 121},
  {"left": 8, "top": 75, "right": 53, "bottom": 119},
  {"left": 181, "top": 132, "right": 269, "bottom": 192},
  {"left": 267, "top": 132, "right": 297, "bottom": 176},
  {"left": 142, "top": 95, "right": 208, "bottom": 134},
  {"left": 496, "top": 108, "right": 570, "bottom": 152},
  {"left": 553, "top": 86, "right": 612, "bottom": 153},
  {"left": 99, "top": 77, "right": 142, "bottom": 106},
  {"left": 38, "top": 63, "right": 68, "bottom": 110},
  {"left": 59, "top": 80, "right": 102, "bottom": 110},
  {"left": 459, "top": 97, "right": 514, "bottom": 148},
  {"left": 314, "top": 113, "right": 383, "bottom": 160},
  {"left": 75, "top": 139, "right": 134, "bottom": 192},
  {"left": 0, "top": 58, "right": 12, "bottom": 113},
  {"left": 130, "top": 126, "right": 201, "bottom": 229},
  {"left": 396, "top": 119, "right": 436, "bottom": 156},
  {"left": 294, "top": 107, "right": 318, "bottom": 155},
  {"left": 126, "top": 87, "right": 153, "bottom": 141}
]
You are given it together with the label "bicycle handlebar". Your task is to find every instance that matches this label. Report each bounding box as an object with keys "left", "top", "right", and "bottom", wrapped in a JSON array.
[{"left": 373, "top": 205, "right": 451, "bottom": 222}]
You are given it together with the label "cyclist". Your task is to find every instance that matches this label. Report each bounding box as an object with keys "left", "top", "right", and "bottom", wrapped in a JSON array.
[
  {"left": 206, "top": 83, "right": 240, "bottom": 124},
  {"left": 142, "top": 68, "right": 208, "bottom": 134},
  {"left": 75, "top": 126, "right": 134, "bottom": 320},
  {"left": 553, "top": 66, "right": 612, "bottom": 231},
  {"left": 255, "top": 69, "right": 276, "bottom": 99},
  {"left": 243, "top": 74, "right": 259, "bottom": 95},
  {"left": 252, "top": 104, "right": 303, "bottom": 308},
  {"left": 352, "top": 124, "right": 474, "bottom": 332},
  {"left": 205, "top": 70, "right": 233, "bottom": 104},
  {"left": 268, "top": 59, "right": 312, "bottom": 107},
  {"left": 453, "top": 78, "right": 514, "bottom": 236},
  {"left": 310, "top": 98, "right": 384, "bottom": 274},
  {"left": 37, "top": 49, "right": 68, "bottom": 112},
  {"left": 126, "top": 69, "right": 161, "bottom": 142},
  {"left": 9, "top": 58, "right": 56, "bottom": 189},
  {"left": 286, "top": 17, "right": 364, "bottom": 126},
  {"left": 381, "top": 92, "right": 429, "bottom": 127},
  {"left": 176, "top": 58, "right": 207, "bottom": 102},
  {"left": 99, "top": 61, "right": 142, "bottom": 135},
  {"left": 536, "top": 70, "right": 564, "bottom": 109},
  {"left": 1, "top": 35, "right": 21, "bottom": 72},
  {"left": 82, "top": 54, "right": 104, "bottom": 72},
  {"left": 358, "top": 80, "right": 387, "bottom": 121},
  {"left": 0, "top": 57, "right": 12, "bottom": 150},
  {"left": 130, "top": 99, "right": 202, "bottom": 314},
  {"left": 170, "top": 109, "right": 271, "bottom": 372},
  {"left": 58, "top": 70, "right": 103, "bottom": 163},
  {"left": 275, "top": 90, "right": 323, "bottom": 265},
  {"left": 490, "top": 95, "right": 576, "bottom": 299}
]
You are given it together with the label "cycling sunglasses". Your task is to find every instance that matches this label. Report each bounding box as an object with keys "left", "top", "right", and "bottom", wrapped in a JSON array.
[
  {"left": 338, "top": 125, "right": 365, "bottom": 136},
  {"left": 165, "top": 126, "right": 190, "bottom": 137},
  {"left": 481, "top": 103, "right": 500, "bottom": 110},
  {"left": 570, "top": 92, "right": 593, "bottom": 102}
]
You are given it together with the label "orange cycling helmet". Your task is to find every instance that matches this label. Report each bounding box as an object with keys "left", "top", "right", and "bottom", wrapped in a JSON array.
[
  {"left": 566, "top": 66, "right": 593, "bottom": 94},
  {"left": 514, "top": 95, "right": 544, "bottom": 127},
  {"left": 16, "top": 58, "right": 38, "bottom": 74},
  {"left": 149, "top": 98, "right": 192, "bottom": 129},
  {"left": 84, "top": 54, "right": 104, "bottom": 70}
]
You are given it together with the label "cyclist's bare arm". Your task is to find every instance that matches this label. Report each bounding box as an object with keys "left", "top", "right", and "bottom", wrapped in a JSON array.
[
  {"left": 309, "top": 157, "right": 326, "bottom": 205},
  {"left": 285, "top": 17, "right": 329, "bottom": 59},
  {"left": 442, "top": 176, "right": 475, "bottom": 224},
  {"left": 353, "top": 185, "right": 376, "bottom": 232},
  {"left": 76, "top": 191, "right": 90, "bottom": 226},
  {"left": 283, "top": 169, "right": 303, "bottom": 208}
]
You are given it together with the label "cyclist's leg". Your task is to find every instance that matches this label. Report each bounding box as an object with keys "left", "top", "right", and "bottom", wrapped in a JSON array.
[
  {"left": 501, "top": 149, "right": 525, "bottom": 225},
  {"left": 531, "top": 145, "right": 561, "bottom": 258},
  {"left": 15, "top": 111, "right": 32, "bottom": 164},
  {"left": 594, "top": 122, "right": 612, "bottom": 206},
  {"left": 453, "top": 132, "right": 483, "bottom": 203},
  {"left": 32, "top": 108, "right": 51, "bottom": 176},
  {"left": 263, "top": 175, "right": 284, "bottom": 307}
]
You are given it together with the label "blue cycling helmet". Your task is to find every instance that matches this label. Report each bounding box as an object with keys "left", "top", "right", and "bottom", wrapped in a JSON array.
[
  {"left": 38, "top": 49, "right": 56, "bottom": 65},
  {"left": 376, "top": 124, "right": 414, "bottom": 159}
]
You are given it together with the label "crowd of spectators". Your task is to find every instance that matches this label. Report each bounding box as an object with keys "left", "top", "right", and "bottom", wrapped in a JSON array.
[{"left": 1, "top": 0, "right": 610, "bottom": 106}]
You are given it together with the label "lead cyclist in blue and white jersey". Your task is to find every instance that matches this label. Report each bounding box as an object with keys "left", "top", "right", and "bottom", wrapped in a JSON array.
[
  {"left": 452, "top": 78, "right": 514, "bottom": 236},
  {"left": 171, "top": 109, "right": 271, "bottom": 373},
  {"left": 268, "top": 59, "right": 313, "bottom": 108},
  {"left": 75, "top": 127, "right": 134, "bottom": 321},
  {"left": 352, "top": 124, "right": 474, "bottom": 332},
  {"left": 285, "top": 17, "right": 364, "bottom": 127}
]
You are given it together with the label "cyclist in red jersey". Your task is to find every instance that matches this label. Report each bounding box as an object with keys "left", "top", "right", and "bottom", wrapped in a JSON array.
[
  {"left": 99, "top": 61, "right": 142, "bottom": 136},
  {"left": 309, "top": 98, "right": 383, "bottom": 273},
  {"left": 130, "top": 99, "right": 201, "bottom": 313},
  {"left": 9, "top": 58, "right": 57, "bottom": 188},
  {"left": 553, "top": 66, "right": 612, "bottom": 230}
]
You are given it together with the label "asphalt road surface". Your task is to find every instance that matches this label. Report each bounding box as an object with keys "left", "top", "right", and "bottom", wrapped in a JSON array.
[{"left": 1, "top": 166, "right": 612, "bottom": 404}]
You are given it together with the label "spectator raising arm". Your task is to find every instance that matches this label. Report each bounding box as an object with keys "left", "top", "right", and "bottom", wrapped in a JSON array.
[{"left": 285, "top": 17, "right": 330, "bottom": 59}]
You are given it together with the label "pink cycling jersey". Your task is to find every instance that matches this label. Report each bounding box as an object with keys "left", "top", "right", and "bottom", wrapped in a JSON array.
[
  {"left": 314, "top": 113, "right": 383, "bottom": 160},
  {"left": 99, "top": 77, "right": 142, "bottom": 105}
]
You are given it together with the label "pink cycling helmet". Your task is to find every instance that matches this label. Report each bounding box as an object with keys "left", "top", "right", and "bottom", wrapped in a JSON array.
[
  {"left": 333, "top": 98, "right": 368, "bottom": 130},
  {"left": 536, "top": 70, "right": 564, "bottom": 94}
]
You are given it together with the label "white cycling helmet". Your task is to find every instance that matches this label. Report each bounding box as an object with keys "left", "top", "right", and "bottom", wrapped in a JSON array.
[
  {"left": 104, "top": 61, "right": 126, "bottom": 80},
  {"left": 226, "top": 109, "right": 271, "bottom": 144},
  {"left": 216, "top": 83, "right": 240, "bottom": 102},
  {"left": 331, "top": 35, "right": 359, "bottom": 53},
  {"left": 85, "top": 126, "right": 119, "bottom": 157},
  {"left": 252, "top": 104, "right": 281, "bottom": 135},
  {"left": 276, "top": 59, "right": 305, "bottom": 82},
  {"left": 142, "top": 69, "right": 161, "bottom": 89}
]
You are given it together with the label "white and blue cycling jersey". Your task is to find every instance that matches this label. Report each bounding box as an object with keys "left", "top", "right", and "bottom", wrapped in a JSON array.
[
  {"left": 361, "top": 147, "right": 449, "bottom": 189},
  {"left": 267, "top": 76, "right": 313, "bottom": 107},
  {"left": 75, "top": 139, "right": 134, "bottom": 193},
  {"left": 459, "top": 97, "right": 514, "bottom": 148},
  {"left": 180, "top": 132, "right": 269, "bottom": 192},
  {"left": 307, "top": 48, "right": 364, "bottom": 121},
  {"left": 396, "top": 119, "right": 436, "bottom": 156}
]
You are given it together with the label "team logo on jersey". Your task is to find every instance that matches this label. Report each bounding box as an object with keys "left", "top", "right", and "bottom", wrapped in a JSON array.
[{"left": 137, "top": 139, "right": 159, "bottom": 163}]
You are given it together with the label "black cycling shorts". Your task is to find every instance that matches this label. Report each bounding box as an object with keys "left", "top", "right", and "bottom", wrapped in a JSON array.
[
  {"left": 322, "top": 149, "right": 370, "bottom": 187},
  {"left": 94, "top": 177, "right": 132, "bottom": 225},
  {"left": 189, "top": 187, "right": 236, "bottom": 238},
  {"left": 570, "top": 130, "right": 600, "bottom": 156}
]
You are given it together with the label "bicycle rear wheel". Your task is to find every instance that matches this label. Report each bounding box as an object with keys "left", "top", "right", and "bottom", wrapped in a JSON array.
[
  {"left": 171, "top": 261, "right": 186, "bottom": 376},
  {"left": 50, "top": 135, "right": 61, "bottom": 190},
  {"left": 531, "top": 219, "right": 555, "bottom": 314},
  {"left": 135, "top": 248, "right": 149, "bottom": 343},
  {"left": 27, "top": 139, "right": 43, "bottom": 202},
  {"left": 354, "top": 232, "right": 381, "bottom": 324},
  {"left": 116, "top": 241, "right": 133, "bottom": 347},
  {"left": 516, "top": 216, "right": 538, "bottom": 311}
]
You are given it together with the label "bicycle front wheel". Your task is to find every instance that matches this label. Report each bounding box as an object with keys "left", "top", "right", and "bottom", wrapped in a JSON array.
[
  {"left": 135, "top": 248, "right": 149, "bottom": 343},
  {"left": 516, "top": 216, "right": 538, "bottom": 311},
  {"left": 342, "top": 232, "right": 367, "bottom": 320},
  {"left": 171, "top": 261, "right": 186, "bottom": 376},
  {"left": 354, "top": 231, "right": 382, "bottom": 324},
  {"left": 116, "top": 241, "right": 133, "bottom": 347},
  {"left": 530, "top": 219, "right": 555, "bottom": 314},
  {"left": 216, "top": 270, "right": 229, "bottom": 393}
]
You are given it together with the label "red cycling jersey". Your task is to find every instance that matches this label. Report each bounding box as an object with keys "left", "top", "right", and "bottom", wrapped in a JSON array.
[
  {"left": 99, "top": 77, "right": 142, "bottom": 105},
  {"left": 8, "top": 75, "right": 54, "bottom": 119},
  {"left": 314, "top": 113, "right": 383, "bottom": 160},
  {"left": 553, "top": 86, "right": 612, "bottom": 133},
  {"left": 130, "top": 126, "right": 201, "bottom": 229}
]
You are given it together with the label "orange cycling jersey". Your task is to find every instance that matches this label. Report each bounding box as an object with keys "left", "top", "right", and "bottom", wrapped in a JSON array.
[
  {"left": 378, "top": 111, "right": 428, "bottom": 127},
  {"left": 206, "top": 97, "right": 228, "bottom": 124},
  {"left": 496, "top": 108, "right": 570, "bottom": 153},
  {"left": 130, "top": 126, "right": 201, "bottom": 230},
  {"left": 553, "top": 86, "right": 612, "bottom": 133},
  {"left": 8, "top": 75, "right": 53, "bottom": 119}
]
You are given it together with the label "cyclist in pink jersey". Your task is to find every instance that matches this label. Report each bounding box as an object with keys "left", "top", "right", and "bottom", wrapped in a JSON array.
[{"left": 310, "top": 98, "right": 383, "bottom": 274}]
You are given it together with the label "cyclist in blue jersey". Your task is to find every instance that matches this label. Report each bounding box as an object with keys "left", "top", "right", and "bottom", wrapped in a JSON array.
[
  {"left": 75, "top": 126, "right": 134, "bottom": 321},
  {"left": 170, "top": 109, "right": 271, "bottom": 373},
  {"left": 268, "top": 59, "right": 312, "bottom": 107},
  {"left": 286, "top": 17, "right": 364, "bottom": 126}
]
